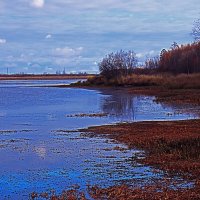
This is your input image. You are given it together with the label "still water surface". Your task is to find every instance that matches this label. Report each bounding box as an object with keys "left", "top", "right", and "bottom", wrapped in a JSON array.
[{"left": 0, "top": 80, "right": 199, "bottom": 199}]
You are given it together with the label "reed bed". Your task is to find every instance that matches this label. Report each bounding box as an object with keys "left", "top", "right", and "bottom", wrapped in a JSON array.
[{"left": 77, "top": 73, "right": 200, "bottom": 89}]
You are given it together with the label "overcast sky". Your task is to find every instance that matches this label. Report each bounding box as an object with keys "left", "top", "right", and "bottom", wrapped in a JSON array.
[{"left": 0, "top": 0, "right": 199, "bottom": 74}]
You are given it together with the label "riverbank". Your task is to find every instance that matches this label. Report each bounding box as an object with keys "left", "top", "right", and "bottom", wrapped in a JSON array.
[
  {"left": 70, "top": 75, "right": 200, "bottom": 198},
  {"left": 79, "top": 119, "right": 200, "bottom": 199},
  {"left": 4, "top": 76, "right": 198, "bottom": 199},
  {"left": 71, "top": 73, "right": 200, "bottom": 89},
  {"left": 65, "top": 84, "right": 200, "bottom": 108},
  {"left": 40, "top": 119, "right": 200, "bottom": 199},
  {"left": 53, "top": 76, "right": 200, "bottom": 199},
  {"left": 0, "top": 74, "right": 94, "bottom": 80}
]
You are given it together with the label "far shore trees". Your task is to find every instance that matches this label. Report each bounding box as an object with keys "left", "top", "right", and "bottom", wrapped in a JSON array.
[
  {"left": 158, "top": 42, "right": 200, "bottom": 74},
  {"left": 99, "top": 50, "right": 137, "bottom": 79},
  {"left": 144, "top": 41, "right": 200, "bottom": 74}
]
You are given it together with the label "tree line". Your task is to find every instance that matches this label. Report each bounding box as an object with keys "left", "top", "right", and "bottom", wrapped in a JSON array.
[
  {"left": 98, "top": 19, "right": 200, "bottom": 78},
  {"left": 146, "top": 42, "right": 200, "bottom": 74}
]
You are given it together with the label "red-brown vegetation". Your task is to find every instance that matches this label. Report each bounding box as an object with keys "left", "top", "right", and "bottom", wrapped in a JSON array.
[
  {"left": 79, "top": 119, "right": 200, "bottom": 199},
  {"left": 88, "top": 182, "right": 200, "bottom": 200},
  {"left": 158, "top": 42, "right": 200, "bottom": 74},
  {"left": 74, "top": 73, "right": 200, "bottom": 89},
  {"left": 34, "top": 117, "right": 200, "bottom": 199},
  {"left": 31, "top": 189, "right": 87, "bottom": 200},
  {"left": 81, "top": 120, "right": 200, "bottom": 177}
]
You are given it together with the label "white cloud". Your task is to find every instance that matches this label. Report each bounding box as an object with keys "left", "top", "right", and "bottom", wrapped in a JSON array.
[
  {"left": 52, "top": 46, "right": 84, "bottom": 66},
  {"left": 45, "top": 34, "right": 52, "bottom": 39},
  {"left": 136, "top": 50, "right": 160, "bottom": 62},
  {"left": 31, "top": 0, "right": 45, "bottom": 8},
  {"left": 136, "top": 53, "right": 143, "bottom": 58},
  {"left": 149, "top": 50, "right": 155, "bottom": 55},
  {"left": 53, "top": 46, "right": 83, "bottom": 57},
  {"left": 0, "top": 0, "right": 199, "bottom": 74},
  {"left": 0, "top": 38, "right": 6, "bottom": 44}
]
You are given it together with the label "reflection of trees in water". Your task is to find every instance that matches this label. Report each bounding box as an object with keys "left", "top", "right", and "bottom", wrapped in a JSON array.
[
  {"left": 100, "top": 91, "right": 137, "bottom": 121},
  {"left": 99, "top": 89, "right": 200, "bottom": 121}
]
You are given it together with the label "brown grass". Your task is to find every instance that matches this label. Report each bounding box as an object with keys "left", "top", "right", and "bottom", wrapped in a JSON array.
[
  {"left": 76, "top": 73, "right": 200, "bottom": 89},
  {"left": 78, "top": 120, "right": 200, "bottom": 199},
  {"left": 88, "top": 182, "right": 200, "bottom": 200},
  {"left": 32, "top": 182, "right": 200, "bottom": 200},
  {"left": 81, "top": 120, "right": 200, "bottom": 179},
  {"left": 31, "top": 189, "right": 87, "bottom": 200},
  {"left": 32, "top": 120, "right": 200, "bottom": 199}
]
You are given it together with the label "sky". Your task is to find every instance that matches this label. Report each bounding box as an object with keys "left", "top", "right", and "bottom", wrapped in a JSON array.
[{"left": 0, "top": 0, "right": 199, "bottom": 74}]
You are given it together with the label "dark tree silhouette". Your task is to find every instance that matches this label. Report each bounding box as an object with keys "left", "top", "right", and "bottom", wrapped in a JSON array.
[{"left": 99, "top": 50, "right": 137, "bottom": 79}]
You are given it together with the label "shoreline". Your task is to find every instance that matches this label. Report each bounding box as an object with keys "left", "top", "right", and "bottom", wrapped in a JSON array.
[
  {"left": 79, "top": 119, "right": 200, "bottom": 199},
  {"left": 80, "top": 119, "right": 200, "bottom": 178},
  {"left": 2, "top": 78, "right": 200, "bottom": 198},
  {"left": 36, "top": 119, "right": 200, "bottom": 199},
  {"left": 57, "top": 83, "right": 200, "bottom": 107},
  {"left": 0, "top": 74, "right": 94, "bottom": 80}
]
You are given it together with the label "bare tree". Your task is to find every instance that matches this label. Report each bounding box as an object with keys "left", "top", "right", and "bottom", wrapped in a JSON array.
[
  {"left": 145, "top": 56, "right": 159, "bottom": 69},
  {"left": 192, "top": 19, "right": 200, "bottom": 42},
  {"left": 99, "top": 50, "right": 137, "bottom": 79}
]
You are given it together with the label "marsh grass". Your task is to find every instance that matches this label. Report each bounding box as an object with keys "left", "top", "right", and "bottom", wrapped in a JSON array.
[
  {"left": 81, "top": 120, "right": 200, "bottom": 179},
  {"left": 76, "top": 73, "right": 200, "bottom": 89},
  {"left": 32, "top": 120, "right": 200, "bottom": 200}
]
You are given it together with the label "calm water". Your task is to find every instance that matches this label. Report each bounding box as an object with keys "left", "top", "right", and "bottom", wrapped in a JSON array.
[{"left": 0, "top": 80, "right": 199, "bottom": 199}]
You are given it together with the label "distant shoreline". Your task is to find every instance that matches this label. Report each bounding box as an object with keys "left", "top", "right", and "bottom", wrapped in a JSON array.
[{"left": 0, "top": 74, "right": 95, "bottom": 80}]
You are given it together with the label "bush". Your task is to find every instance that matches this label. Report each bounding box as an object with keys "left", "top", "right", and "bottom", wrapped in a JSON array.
[{"left": 99, "top": 50, "right": 137, "bottom": 79}]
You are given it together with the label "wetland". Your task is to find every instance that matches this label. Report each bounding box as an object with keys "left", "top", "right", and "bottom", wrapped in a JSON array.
[{"left": 0, "top": 79, "right": 200, "bottom": 199}]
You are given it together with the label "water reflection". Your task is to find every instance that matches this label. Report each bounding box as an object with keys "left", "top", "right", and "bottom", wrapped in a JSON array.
[
  {"left": 100, "top": 90, "right": 136, "bottom": 120},
  {"left": 99, "top": 89, "right": 200, "bottom": 121},
  {"left": 158, "top": 100, "right": 200, "bottom": 118},
  {"left": 0, "top": 81, "right": 199, "bottom": 199},
  {"left": 34, "top": 146, "right": 47, "bottom": 159}
]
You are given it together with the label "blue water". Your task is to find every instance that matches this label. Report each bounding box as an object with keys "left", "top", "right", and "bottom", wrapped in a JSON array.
[{"left": 0, "top": 80, "right": 199, "bottom": 199}]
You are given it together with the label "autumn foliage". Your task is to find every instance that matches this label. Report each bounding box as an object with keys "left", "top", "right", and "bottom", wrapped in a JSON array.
[{"left": 157, "top": 42, "right": 200, "bottom": 74}]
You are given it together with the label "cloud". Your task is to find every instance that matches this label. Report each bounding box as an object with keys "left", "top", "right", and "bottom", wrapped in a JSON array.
[
  {"left": 136, "top": 50, "right": 160, "bottom": 61},
  {"left": 149, "top": 50, "right": 155, "bottom": 55},
  {"left": 53, "top": 46, "right": 83, "bottom": 57},
  {"left": 0, "top": 0, "right": 199, "bottom": 74},
  {"left": 51, "top": 46, "right": 84, "bottom": 66},
  {"left": 0, "top": 38, "right": 6, "bottom": 44},
  {"left": 45, "top": 34, "right": 52, "bottom": 39},
  {"left": 136, "top": 53, "right": 143, "bottom": 58},
  {"left": 31, "top": 0, "right": 45, "bottom": 8}
]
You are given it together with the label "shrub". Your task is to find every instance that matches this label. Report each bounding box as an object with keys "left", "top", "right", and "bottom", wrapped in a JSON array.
[{"left": 99, "top": 50, "right": 137, "bottom": 80}]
